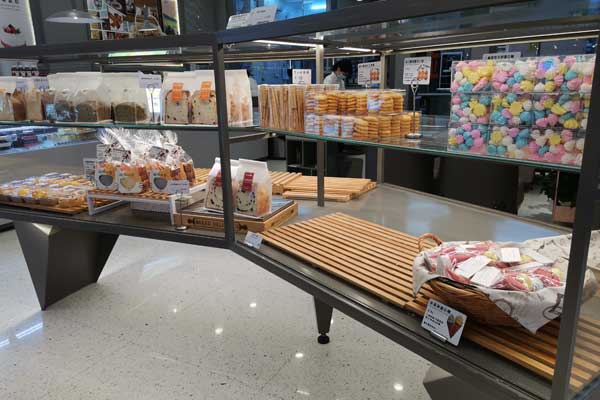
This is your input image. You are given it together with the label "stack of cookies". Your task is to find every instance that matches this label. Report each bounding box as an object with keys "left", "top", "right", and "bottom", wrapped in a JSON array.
[
  {"left": 353, "top": 118, "right": 369, "bottom": 138},
  {"left": 341, "top": 116, "right": 356, "bottom": 137},
  {"left": 393, "top": 92, "right": 404, "bottom": 112},
  {"left": 305, "top": 114, "right": 324, "bottom": 135},
  {"left": 379, "top": 92, "right": 395, "bottom": 114},
  {"left": 363, "top": 116, "right": 380, "bottom": 138},
  {"left": 324, "top": 115, "right": 340, "bottom": 136},
  {"left": 327, "top": 92, "right": 339, "bottom": 114},
  {"left": 399, "top": 114, "right": 413, "bottom": 136},
  {"left": 379, "top": 115, "right": 392, "bottom": 137},
  {"left": 315, "top": 94, "right": 329, "bottom": 115},
  {"left": 391, "top": 114, "right": 403, "bottom": 136},
  {"left": 408, "top": 111, "right": 421, "bottom": 133},
  {"left": 356, "top": 92, "right": 368, "bottom": 115}
]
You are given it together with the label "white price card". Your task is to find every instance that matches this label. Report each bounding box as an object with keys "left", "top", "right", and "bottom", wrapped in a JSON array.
[
  {"left": 456, "top": 255, "right": 491, "bottom": 279},
  {"left": 403, "top": 56, "right": 431, "bottom": 85},
  {"left": 522, "top": 249, "right": 554, "bottom": 265},
  {"left": 138, "top": 72, "right": 162, "bottom": 89},
  {"left": 15, "top": 78, "right": 28, "bottom": 91},
  {"left": 357, "top": 61, "right": 381, "bottom": 85},
  {"left": 227, "top": 13, "right": 250, "bottom": 29},
  {"left": 421, "top": 299, "right": 467, "bottom": 346},
  {"left": 292, "top": 69, "right": 312, "bottom": 84},
  {"left": 244, "top": 232, "right": 263, "bottom": 249},
  {"left": 248, "top": 6, "right": 277, "bottom": 25},
  {"left": 32, "top": 77, "right": 49, "bottom": 90},
  {"left": 83, "top": 158, "right": 97, "bottom": 182},
  {"left": 500, "top": 247, "right": 521, "bottom": 263},
  {"left": 482, "top": 52, "right": 521, "bottom": 61},
  {"left": 167, "top": 180, "right": 190, "bottom": 194},
  {"left": 471, "top": 266, "right": 503, "bottom": 287}
]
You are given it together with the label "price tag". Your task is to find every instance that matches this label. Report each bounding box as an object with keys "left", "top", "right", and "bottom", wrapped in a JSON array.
[
  {"left": 32, "top": 77, "right": 49, "bottom": 90},
  {"left": 403, "top": 56, "right": 431, "bottom": 85},
  {"left": 227, "top": 13, "right": 250, "bottom": 29},
  {"left": 244, "top": 231, "right": 263, "bottom": 249},
  {"left": 138, "top": 72, "right": 162, "bottom": 89},
  {"left": 167, "top": 180, "right": 190, "bottom": 194},
  {"left": 248, "top": 6, "right": 277, "bottom": 25},
  {"left": 522, "top": 249, "right": 554, "bottom": 265},
  {"left": 471, "top": 266, "right": 503, "bottom": 287},
  {"left": 199, "top": 81, "right": 212, "bottom": 100},
  {"left": 292, "top": 69, "right": 312, "bottom": 84},
  {"left": 357, "top": 62, "right": 381, "bottom": 85},
  {"left": 96, "top": 144, "right": 109, "bottom": 159},
  {"left": 15, "top": 78, "right": 28, "bottom": 91},
  {"left": 83, "top": 158, "right": 97, "bottom": 182},
  {"left": 456, "top": 255, "right": 491, "bottom": 279},
  {"left": 171, "top": 82, "right": 184, "bottom": 102},
  {"left": 421, "top": 299, "right": 467, "bottom": 346}
]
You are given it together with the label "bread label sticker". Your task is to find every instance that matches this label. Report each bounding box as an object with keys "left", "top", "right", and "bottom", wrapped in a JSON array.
[
  {"left": 455, "top": 255, "right": 491, "bottom": 279},
  {"left": 242, "top": 172, "right": 254, "bottom": 192},
  {"left": 471, "top": 266, "right": 503, "bottom": 287},
  {"left": 138, "top": 72, "right": 162, "bottom": 89},
  {"left": 500, "top": 247, "right": 521, "bottom": 263},
  {"left": 149, "top": 146, "right": 169, "bottom": 162},
  {"left": 422, "top": 299, "right": 467, "bottom": 346},
  {"left": 215, "top": 171, "right": 222, "bottom": 187},
  {"left": 83, "top": 158, "right": 97, "bottom": 182},
  {"left": 96, "top": 144, "right": 109, "bottom": 159},
  {"left": 244, "top": 232, "right": 263, "bottom": 249},
  {"left": 33, "top": 77, "right": 49, "bottom": 90},
  {"left": 199, "top": 81, "right": 212, "bottom": 101},
  {"left": 171, "top": 82, "right": 184, "bottom": 101},
  {"left": 15, "top": 79, "right": 27, "bottom": 91}
]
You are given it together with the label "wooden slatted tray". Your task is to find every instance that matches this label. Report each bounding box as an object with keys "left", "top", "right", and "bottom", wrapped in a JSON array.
[
  {"left": 195, "top": 168, "right": 211, "bottom": 185},
  {"left": 271, "top": 171, "right": 303, "bottom": 195},
  {"left": 282, "top": 176, "right": 377, "bottom": 202},
  {"left": 259, "top": 212, "right": 600, "bottom": 390},
  {"left": 0, "top": 198, "right": 112, "bottom": 215}
]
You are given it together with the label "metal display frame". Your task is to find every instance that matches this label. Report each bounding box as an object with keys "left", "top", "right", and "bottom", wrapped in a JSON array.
[{"left": 0, "top": 1, "right": 598, "bottom": 398}]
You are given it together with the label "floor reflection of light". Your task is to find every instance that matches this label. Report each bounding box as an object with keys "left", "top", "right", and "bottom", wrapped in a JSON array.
[
  {"left": 172, "top": 308, "right": 178, "bottom": 313},
  {"left": 15, "top": 322, "right": 43, "bottom": 339},
  {"left": 295, "top": 352, "right": 304, "bottom": 359},
  {"left": 215, "top": 327, "right": 223, "bottom": 335},
  {"left": 296, "top": 389, "right": 310, "bottom": 396},
  {"left": 249, "top": 302, "right": 257, "bottom": 308},
  {"left": 393, "top": 383, "right": 404, "bottom": 392},
  {"left": 0, "top": 338, "right": 9, "bottom": 349}
]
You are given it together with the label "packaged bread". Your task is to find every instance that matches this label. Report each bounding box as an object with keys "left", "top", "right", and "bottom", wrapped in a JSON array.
[
  {"left": 225, "top": 70, "right": 253, "bottom": 127},
  {"left": 235, "top": 159, "right": 271, "bottom": 217},
  {"left": 268, "top": 85, "right": 288, "bottom": 129},
  {"left": 116, "top": 154, "right": 149, "bottom": 194},
  {"left": 162, "top": 71, "right": 196, "bottom": 124},
  {"left": 288, "top": 84, "right": 306, "bottom": 132},
  {"left": 11, "top": 88, "right": 26, "bottom": 121},
  {"left": 0, "top": 77, "right": 15, "bottom": 121},
  {"left": 25, "top": 87, "right": 44, "bottom": 121},
  {"left": 48, "top": 73, "right": 78, "bottom": 122},
  {"left": 106, "top": 73, "right": 152, "bottom": 124},
  {"left": 258, "top": 85, "right": 270, "bottom": 128},
  {"left": 204, "top": 158, "right": 240, "bottom": 212},
  {"left": 73, "top": 73, "right": 111, "bottom": 123},
  {"left": 191, "top": 80, "right": 218, "bottom": 125},
  {"left": 147, "top": 146, "right": 186, "bottom": 194}
]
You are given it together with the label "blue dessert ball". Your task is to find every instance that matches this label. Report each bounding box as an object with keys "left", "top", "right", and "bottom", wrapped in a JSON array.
[
  {"left": 487, "top": 145, "right": 497, "bottom": 155},
  {"left": 497, "top": 145, "right": 507, "bottom": 155}
]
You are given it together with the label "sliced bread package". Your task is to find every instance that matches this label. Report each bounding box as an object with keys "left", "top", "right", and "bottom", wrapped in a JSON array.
[
  {"left": 73, "top": 72, "right": 112, "bottom": 123},
  {"left": 225, "top": 70, "right": 253, "bottom": 127},
  {"left": 191, "top": 70, "right": 217, "bottom": 125},
  {"left": 204, "top": 158, "right": 240, "bottom": 212},
  {"left": 162, "top": 72, "right": 195, "bottom": 124},
  {"left": 106, "top": 72, "right": 152, "bottom": 124},
  {"left": 235, "top": 159, "right": 271, "bottom": 217}
]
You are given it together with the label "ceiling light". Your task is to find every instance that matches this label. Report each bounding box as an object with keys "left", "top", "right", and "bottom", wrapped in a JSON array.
[
  {"left": 249, "top": 302, "right": 257, "bottom": 308},
  {"left": 215, "top": 327, "right": 224, "bottom": 335},
  {"left": 310, "top": 3, "right": 327, "bottom": 10},
  {"left": 46, "top": 9, "right": 102, "bottom": 24},
  {"left": 254, "top": 40, "right": 317, "bottom": 48},
  {"left": 339, "top": 47, "right": 374, "bottom": 53}
]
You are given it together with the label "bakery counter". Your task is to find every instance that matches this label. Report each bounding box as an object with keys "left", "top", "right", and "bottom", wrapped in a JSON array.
[
  {"left": 234, "top": 184, "right": 568, "bottom": 400},
  {"left": 0, "top": 203, "right": 226, "bottom": 310}
]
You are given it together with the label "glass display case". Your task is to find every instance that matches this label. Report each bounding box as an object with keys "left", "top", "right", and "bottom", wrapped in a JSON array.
[{"left": 1, "top": 1, "right": 600, "bottom": 399}]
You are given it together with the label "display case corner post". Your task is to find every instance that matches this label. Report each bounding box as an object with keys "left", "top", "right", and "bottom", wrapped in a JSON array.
[
  {"left": 317, "top": 139, "right": 325, "bottom": 206},
  {"left": 551, "top": 37, "right": 600, "bottom": 400},
  {"left": 212, "top": 41, "right": 236, "bottom": 246}
]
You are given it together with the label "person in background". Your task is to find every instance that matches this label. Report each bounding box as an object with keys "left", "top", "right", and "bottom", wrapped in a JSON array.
[
  {"left": 247, "top": 70, "right": 259, "bottom": 107},
  {"left": 323, "top": 59, "right": 352, "bottom": 89}
]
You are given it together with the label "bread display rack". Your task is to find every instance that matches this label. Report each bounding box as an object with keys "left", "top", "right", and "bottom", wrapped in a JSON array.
[{"left": 282, "top": 176, "right": 377, "bottom": 202}]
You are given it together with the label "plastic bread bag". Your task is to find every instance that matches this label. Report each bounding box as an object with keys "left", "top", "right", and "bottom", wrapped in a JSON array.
[
  {"left": 53, "top": 73, "right": 84, "bottom": 122},
  {"left": 225, "top": 70, "right": 253, "bottom": 127},
  {"left": 204, "top": 157, "right": 240, "bottom": 212},
  {"left": 191, "top": 70, "right": 217, "bottom": 125},
  {"left": 162, "top": 72, "right": 194, "bottom": 124},
  {"left": 94, "top": 128, "right": 126, "bottom": 191},
  {"left": 258, "top": 84, "right": 270, "bottom": 128},
  {"left": 106, "top": 73, "right": 152, "bottom": 124},
  {"left": 73, "top": 72, "right": 112, "bottom": 123},
  {"left": 235, "top": 159, "right": 272, "bottom": 217},
  {"left": 24, "top": 79, "right": 45, "bottom": 121},
  {"left": 0, "top": 77, "right": 16, "bottom": 121},
  {"left": 115, "top": 149, "right": 149, "bottom": 194},
  {"left": 147, "top": 145, "right": 186, "bottom": 194}
]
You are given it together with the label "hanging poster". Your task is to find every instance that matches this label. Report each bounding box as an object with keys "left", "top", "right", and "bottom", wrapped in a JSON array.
[
  {"left": 357, "top": 61, "right": 381, "bottom": 85},
  {"left": 0, "top": 0, "right": 35, "bottom": 48},
  {"left": 403, "top": 56, "right": 432, "bottom": 85}
]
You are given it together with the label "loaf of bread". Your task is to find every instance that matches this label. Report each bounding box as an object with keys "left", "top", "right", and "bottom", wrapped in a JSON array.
[
  {"left": 191, "top": 90, "right": 217, "bottom": 125},
  {"left": 164, "top": 90, "right": 190, "bottom": 124}
]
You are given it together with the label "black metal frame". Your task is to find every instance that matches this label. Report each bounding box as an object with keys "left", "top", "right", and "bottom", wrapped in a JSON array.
[{"left": 0, "top": 1, "right": 598, "bottom": 398}]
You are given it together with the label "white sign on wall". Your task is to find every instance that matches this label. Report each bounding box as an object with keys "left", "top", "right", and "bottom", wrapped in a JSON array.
[
  {"left": 357, "top": 61, "right": 381, "bottom": 86},
  {"left": 403, "top": 56, "right": 432, "bottom": 85},
  {"left": 292, "top": 69, "right": 312, "bottom": 84},
  {"left": 482, "top": 52, "right": 521, "bottom": 61},
  {"left": 0, "top": 0, "right": 35, "bottom": 48}
]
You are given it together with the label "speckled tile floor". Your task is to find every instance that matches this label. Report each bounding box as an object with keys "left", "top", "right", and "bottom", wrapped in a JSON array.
[{"left": 0, "top": 230, "right": 432, "bottom": 400}]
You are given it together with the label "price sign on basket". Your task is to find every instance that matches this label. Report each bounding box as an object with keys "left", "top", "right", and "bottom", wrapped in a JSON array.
[{"left": 422, "top": 299, "right": 467, "bottom": 346}]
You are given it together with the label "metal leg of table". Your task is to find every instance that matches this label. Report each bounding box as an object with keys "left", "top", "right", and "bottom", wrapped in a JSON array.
[
  {"left": 423, "top": 365, "right": 497, "bottom": 400},
  {"left": 314, "top": 297, "right": 333, "bottom": 344},
  {"left": 14, "top": 222, "right": 118, "bottom": 310}
]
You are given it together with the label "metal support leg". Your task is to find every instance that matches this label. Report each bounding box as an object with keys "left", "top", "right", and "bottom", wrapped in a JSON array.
[
  {"left": 14, "top": 222, "right": 118, "bottom": 310},
  {"left": 317, "top": 139, "right": 325, "bottom": 207},
  {"left": 376, "top": 148, "right": 385, "bottom": 184},
  {"left": 314, "top": 297, "right": 333, "bottom": 344}
]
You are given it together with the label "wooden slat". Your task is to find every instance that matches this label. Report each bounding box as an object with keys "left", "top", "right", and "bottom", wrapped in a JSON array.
[
  {"left": 281, "top": 176, "right": 377, "bottom": 202},
  {"left": 0, "top": 199, "right": 112, "bottom": 215},
  {"left": 261, "top": 212, "right": 600, "bottom": 391}
]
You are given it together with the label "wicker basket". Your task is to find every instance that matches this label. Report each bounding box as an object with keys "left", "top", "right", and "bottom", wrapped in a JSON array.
[{"left": 418, "top": 233, "right": 521, "bottom": 327}]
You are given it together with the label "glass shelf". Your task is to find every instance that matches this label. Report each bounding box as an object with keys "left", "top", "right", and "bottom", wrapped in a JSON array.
[
  {"left": 0, "top": 121, "right": 258, "bottom": 132},
  {"left": 260, "top": 127, "right": 581, "bottom": 173}
]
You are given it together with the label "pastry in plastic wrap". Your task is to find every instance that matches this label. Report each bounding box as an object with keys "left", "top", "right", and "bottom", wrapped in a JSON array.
[
  {"left": 114, "top": 102, "right": 148, "bottom": 123},
  {"left": 164, "top": 89, "right": 190, "bottom": 124},
  {"left": 0, "top": 91, "right": 14, "bottom": 121},
  {"left": 25, "top": 88, "right": 44, "bottom": 121},
  {"left": 204, "top": 158, "right": 239, "bottom": 212},
  {"left": 11, "top": 90, "right": 26, "bottom": 121},
  {"left": 235, "top": 159, "right": 272, "bottom": 217}
]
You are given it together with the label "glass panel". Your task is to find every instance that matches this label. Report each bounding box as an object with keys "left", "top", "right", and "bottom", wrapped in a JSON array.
[{"left": 234, "top": 0, "right": 327, "bottom": 18}]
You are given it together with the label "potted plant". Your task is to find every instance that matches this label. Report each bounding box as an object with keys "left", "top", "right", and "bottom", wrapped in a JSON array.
[{"left": 539, "top": 171, "right": 578, "bottom": 223}]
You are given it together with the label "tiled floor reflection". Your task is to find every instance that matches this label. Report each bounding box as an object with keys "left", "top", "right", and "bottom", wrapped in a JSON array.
[{"left": 0, "top": 230, "right": 431, "bottom": 400}]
